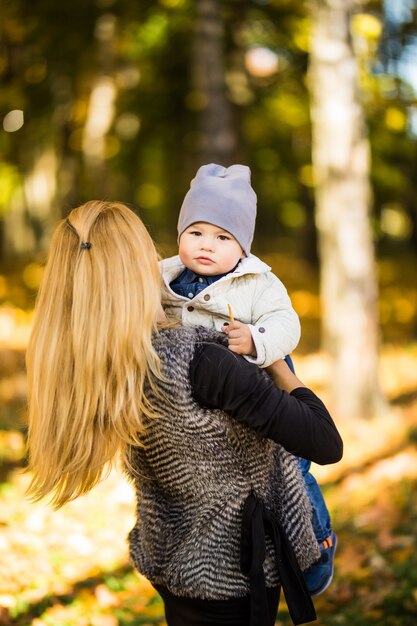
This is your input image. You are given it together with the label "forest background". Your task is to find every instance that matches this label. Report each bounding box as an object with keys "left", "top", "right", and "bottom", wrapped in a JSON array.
[{"left": 1, "top": 0, "right": 417, "bottom": 625}]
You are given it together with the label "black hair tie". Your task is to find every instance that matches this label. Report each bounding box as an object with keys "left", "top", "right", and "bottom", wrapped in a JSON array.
[{"left": 80, "top": 242, "right": 92, "bottom": 250}]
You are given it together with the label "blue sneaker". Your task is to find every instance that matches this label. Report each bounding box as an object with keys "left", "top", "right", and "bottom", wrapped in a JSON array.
[{"left": 304, "top": 531, "right": 337, "bottom": 596}]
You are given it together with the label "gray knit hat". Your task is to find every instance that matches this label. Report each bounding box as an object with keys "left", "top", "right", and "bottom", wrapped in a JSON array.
[{"left": 177, "top": 163, "right": 257, "bottom": 256}]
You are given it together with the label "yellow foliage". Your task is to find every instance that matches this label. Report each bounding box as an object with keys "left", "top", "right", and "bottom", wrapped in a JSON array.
[
  {"left": 293, "top": 18, "right": 310, "bottom": 53},
  {"left": 385, "top": 107, "right": 407, "bottom": 132},
  {"left": 104, "top": 136, "right": 121, "bottom": 159},
  {"left": 0, "top": 305, "right": 33, "bottom": 349},
  {"left": 265, "top": 93, "right": 308, "bottom": 127},
  {"left": 352, "top": 14, "right": 383, "bottom": 40},
  {"left": 22, "top": 263, "right": 44, "bottom": 290},
  {"left": 95, "top": 584, "right": 119, "bottom": 607},
  {"left": 298, "top": 164, "right": 315, "bottom": 188},
  {"left": 0, "top": 275, "right": 6, "bottom": 298},
  {"left": 381, "top": 203, "right": 412, "bottom": 237},
  {"left": 160, "top": 0, "right": 184, "bottom": 6},
  {"left": 280, "top": 201, "right": 306, "bottom": 228},
  {"left": 0, "top": 431, "right": 25, "bottom": 461},
  {"left": 391, "top": 545, "right": 414, "bottom": 564},
  {"left": 291, "top": 290, "right": 320, "bottom": 318},
  {"left": 91, "top": 616, "right": 118, "bottom": 626},
  {"left": 0, "top": 162, "right": 21, "bottom": 214},
  {"left": 136, "top": 183, "right": 162, "bottom": 209}
]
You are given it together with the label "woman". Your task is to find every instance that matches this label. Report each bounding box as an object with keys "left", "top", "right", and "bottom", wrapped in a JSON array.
[{"left": 26, "top": 200, "right": 343, "bottom": 626}]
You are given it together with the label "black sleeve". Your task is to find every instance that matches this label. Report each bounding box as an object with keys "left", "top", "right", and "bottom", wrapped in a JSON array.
[{"left": 190, "top": 343, "right": 343, "bottom": 465}]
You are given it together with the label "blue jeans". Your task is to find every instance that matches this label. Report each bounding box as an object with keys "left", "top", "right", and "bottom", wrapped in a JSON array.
[{"left": 284, "top": 355, "right": 332, "bottom": 543}]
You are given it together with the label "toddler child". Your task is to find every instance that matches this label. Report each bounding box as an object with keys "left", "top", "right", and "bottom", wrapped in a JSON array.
[{"left": 160, "top": 163, "right": 337, "bottom": 596}]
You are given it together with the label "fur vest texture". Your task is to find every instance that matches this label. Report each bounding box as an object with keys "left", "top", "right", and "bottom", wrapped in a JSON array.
[{"left": 126, "top": 326, "right": 320, "bottom": 600}]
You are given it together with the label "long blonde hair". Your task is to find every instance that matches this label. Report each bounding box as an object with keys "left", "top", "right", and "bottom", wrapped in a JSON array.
[{"left": 26, "top": 200, "right": 164, "bottom": 508}]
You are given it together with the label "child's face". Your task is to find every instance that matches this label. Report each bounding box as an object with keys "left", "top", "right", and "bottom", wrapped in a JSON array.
[{"left": 179, "top": 222, "right": 244, "bottom": 276}]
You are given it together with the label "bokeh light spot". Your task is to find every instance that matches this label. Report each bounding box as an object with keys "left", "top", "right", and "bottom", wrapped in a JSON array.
[
  {"left": 245, "top": 47, "right": 278, "bottom": 78},
  {"left": 116, "top": 66, "right": 141, "bottom": 90},
  {"left": 136, "top": 183, "right": 162, "bottom": 209},
  {"left": 3, "top": 110, "right": 24, "bottom": 133},
  {"left": 22, "top": 263, "right": 44, "bottom": 290},
  {"left": 281, "top": 201, "right": 306, "bottom": 228},
  {"left": 352, "top": 13, "right": 383, "bottom": 40},
  {"left": 115, "top": 114, "right": 141, "bottom": 140},
  {"left": 381, "top": 204, "right": 412, "bottom": 238},
  {"left": 385, "top": 107, "right": 407, "bottom": 132}
]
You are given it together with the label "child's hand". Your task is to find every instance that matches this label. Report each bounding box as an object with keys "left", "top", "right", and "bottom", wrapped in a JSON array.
[
  {"left": 266, "top": 358, "right": 306, "bottom": 392},
  {"left": 221, "top": 321, "right": 257, "bottom": 357}
]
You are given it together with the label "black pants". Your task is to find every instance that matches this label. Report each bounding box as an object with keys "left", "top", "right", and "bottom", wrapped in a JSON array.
[{"left": 155, "top": 585, "right": 281, "bottom": 626}]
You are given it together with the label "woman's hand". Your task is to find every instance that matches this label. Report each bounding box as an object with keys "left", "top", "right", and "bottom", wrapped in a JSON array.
[{"left": 266, "top": 358, "right": 306, "bottom": 393}]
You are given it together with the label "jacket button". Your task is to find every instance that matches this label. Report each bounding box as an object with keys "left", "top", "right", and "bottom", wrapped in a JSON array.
[
  {"left": 203, "top": 294, "right": 210, "bottom": 301},
  {"left": 187, "top": 306, "right": 194, "bottom": 312},
  {"left": 258, "top": 327, "right": 265, "bottom": 333}
]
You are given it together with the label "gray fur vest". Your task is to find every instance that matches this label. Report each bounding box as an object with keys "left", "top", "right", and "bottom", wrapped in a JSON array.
[{"left": 127, "top": 326, "right": 320, "bottom": 600}]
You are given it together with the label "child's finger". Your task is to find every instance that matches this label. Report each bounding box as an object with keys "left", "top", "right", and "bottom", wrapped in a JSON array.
[
  {"left": 226, "top": 321, "right": 242, "bottom": 331},
  {"left": 228, "top": 334, "right": 246, "bottom": 346},
  {"left": 228, "top": 326, "right": 246, "bottom": 338},
  {"left": 228, "top": 344, "right": 242, "bottom": 353}
]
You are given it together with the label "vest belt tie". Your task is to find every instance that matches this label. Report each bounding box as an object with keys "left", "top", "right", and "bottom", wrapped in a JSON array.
[{"left": 240, "top": 492, "right": 317, "bottom": 626}]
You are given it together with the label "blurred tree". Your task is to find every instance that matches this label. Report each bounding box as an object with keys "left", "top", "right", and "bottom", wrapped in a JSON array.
[
  {"left": 192, "top": 0, "right": 236, "bottom": 164},
  {"left": 309, "top": 0, "right": 387, "bottom": 419},
  {"left": 82, "top": 13, "right": 117, "bottom": 197}
]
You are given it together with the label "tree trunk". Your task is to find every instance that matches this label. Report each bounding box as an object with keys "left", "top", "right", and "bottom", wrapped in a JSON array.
[
  {"left": 308, "top": 0, "right": 386, "bottom": 419},
  {"left": 82, "top": 14, "right": 117, "bottom": 196},
  {"left": 192, "top": 0, "right": 236, "bottom": 165}
]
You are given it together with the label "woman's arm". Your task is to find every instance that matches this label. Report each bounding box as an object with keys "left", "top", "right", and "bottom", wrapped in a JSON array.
[{"left": 190, "top": 343, "right": 343, "bottom": 465}]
